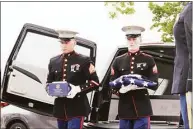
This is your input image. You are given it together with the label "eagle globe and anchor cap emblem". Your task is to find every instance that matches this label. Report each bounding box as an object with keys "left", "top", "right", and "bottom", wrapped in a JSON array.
[{"left": 56, "top": 84, "right": 61, "bottom": 89}]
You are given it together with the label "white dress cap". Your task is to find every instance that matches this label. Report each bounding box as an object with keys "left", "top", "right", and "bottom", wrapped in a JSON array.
[
  {"left": 56, "top": 30, "right": 79, "bottom": 38},
  {"left": 122, "top": 26, "right": 145, "bottom": 35}
]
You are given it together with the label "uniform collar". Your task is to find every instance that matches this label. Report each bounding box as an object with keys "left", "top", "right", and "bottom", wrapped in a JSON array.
[
  {"left": 63, "top": 50, "right": 76, "bottom": 58},
  {"left": 128, "top": 50, "right": 141, "bottom": 56}
]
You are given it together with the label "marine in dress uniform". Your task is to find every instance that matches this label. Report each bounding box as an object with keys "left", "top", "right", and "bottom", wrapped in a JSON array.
[
  {"left": 172, "top": 2, "right": 192, "bottom": 128},
  {"left": 110, "top": 26, "right": 159, "bottom": 129},
  {"left": 46, "top": 30, "right": 99, "bottom": 129}
]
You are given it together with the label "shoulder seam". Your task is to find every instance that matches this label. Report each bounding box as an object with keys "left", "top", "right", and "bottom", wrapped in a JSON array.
[
  {"left": 116, "top": 53, "right": 127, "bottom": 59},
  {"left": 50, "top": 54, "right": 61, "bottom": 61},
  {"left": 141, "top": 52, "right": 153, "bottom": 57}
]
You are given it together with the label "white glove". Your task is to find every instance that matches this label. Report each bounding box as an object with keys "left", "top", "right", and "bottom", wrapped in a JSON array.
[
  {"left": 67, "top": 84, "right": 81, "bottom": 99},
  {"left": 119, "top": 84, "right": 138, "bottom": 93}
]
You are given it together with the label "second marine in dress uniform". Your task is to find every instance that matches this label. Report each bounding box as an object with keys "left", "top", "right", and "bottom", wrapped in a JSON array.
[
  {"left": 172, "top": 2, "right": 192, "bottom": 129},
  {"left": 110, "top": 26, "right": 159, "bottom": 129},
  {"left": 46, "top": 30, "right": 99, "bottom": 129}
]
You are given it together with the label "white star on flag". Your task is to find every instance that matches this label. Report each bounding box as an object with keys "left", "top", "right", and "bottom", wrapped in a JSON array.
[
  {"left": 119, "top": 79, "right": 123, "bottom": 84},
  {"left": 129, "top": 78, "right": 135, "bottom": 84},
  {"left": 143, "top": 81, "right": 149, "bottom": 87},
  {"left": 113, "top": 81, "right": 116, "bottom": 86}
]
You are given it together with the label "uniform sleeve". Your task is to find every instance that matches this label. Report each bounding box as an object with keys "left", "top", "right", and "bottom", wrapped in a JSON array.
[
  {"left": 147, "top": 58, "right": 159, "bottom": 90},
  {"left": 110, "top": 58, "right": 120, "bottom": 96},
  {"left": 184, "top": 9, "right": 192, "bottom": 91},
  {"left": 46, "top": 59, "right": 54, "bottom": 83},
  {"left": 78, "top": 57, "right": 100, "bottom": 94}
]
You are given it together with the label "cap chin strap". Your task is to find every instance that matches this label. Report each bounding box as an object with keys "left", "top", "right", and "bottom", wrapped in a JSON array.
[
  {"left": 126, "top": 34, "right": 141, "bottom": 38},
  {"left": 60, "top": 37, "right": 75, "bottom": 40}
]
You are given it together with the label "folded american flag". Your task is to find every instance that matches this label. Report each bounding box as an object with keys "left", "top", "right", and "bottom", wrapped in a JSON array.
[{"left": 109, "top": 74, "right": 157, "bottom": 88}]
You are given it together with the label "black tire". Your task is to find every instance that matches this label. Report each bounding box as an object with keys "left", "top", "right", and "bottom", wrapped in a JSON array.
[{"left": 8, "top": 122, "right": 27, "bottom": 129}]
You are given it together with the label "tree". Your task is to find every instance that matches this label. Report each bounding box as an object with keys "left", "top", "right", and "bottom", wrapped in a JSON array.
[
  {"left": 105, "top": 2, "right": 188, "bottom": 42},
  {"left": 148, "top": 2, "right": 188, "bottom": 42},
  {"left": 104, "top": 2, "right": 135, "bottom": 19}
]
